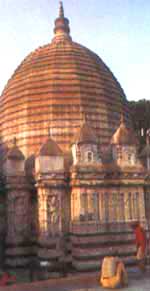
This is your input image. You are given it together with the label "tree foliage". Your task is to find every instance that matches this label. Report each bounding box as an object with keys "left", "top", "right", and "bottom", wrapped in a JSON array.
[{"left": 128, "top": 99, "right": 150, "bottom": 148}]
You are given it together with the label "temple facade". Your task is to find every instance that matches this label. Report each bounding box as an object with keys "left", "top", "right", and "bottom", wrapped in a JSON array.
[{"left": 0, "top": 2, "right": 150, "bottom": 274}]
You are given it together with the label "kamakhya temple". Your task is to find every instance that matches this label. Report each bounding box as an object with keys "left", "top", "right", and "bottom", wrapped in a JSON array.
[{"left": 0, "top": 2, "right": 150, "bottom": 274}]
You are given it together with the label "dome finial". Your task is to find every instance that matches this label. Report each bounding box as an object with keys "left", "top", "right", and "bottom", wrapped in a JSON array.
[
  {"left": 59, "top": 1, "right": 64, "bottom": 18},
  {"left": 53, "top": 2, "right": 71, "bottom": 41}
]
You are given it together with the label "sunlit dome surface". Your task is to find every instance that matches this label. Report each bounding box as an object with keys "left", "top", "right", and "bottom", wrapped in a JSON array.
[{"left": 0, "top": 2, "right": 130, "bottom": 157}]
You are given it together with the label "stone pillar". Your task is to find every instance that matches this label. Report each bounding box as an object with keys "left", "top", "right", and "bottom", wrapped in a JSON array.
[
  {"left": 5, "top": 177, "right": 31, "bottom": 268},
  {"left": 0, "top": 192, "right": 6, "bottom": 269},
  {"left": 34, "top": 135, "right": 67, "bottom": 277},
  {"left": 3, "top": 142, "right": 32, "bottom": 269},
  {"left": 147, "top": 157, "right": 150, "bottom": 170},
  {"left": 138, "top": 189, "right": 146, "bottom": 222},
  {"left": 35, "top": 174, "right": 66, "bottom": 277}
]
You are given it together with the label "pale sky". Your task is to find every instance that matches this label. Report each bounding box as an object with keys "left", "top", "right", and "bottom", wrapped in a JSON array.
[{"left": 0, "top": 0, "right": 150, "bottom": 101}]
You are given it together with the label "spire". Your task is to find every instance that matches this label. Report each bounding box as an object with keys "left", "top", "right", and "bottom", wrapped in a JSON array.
[
  {"left": 82, "top": 113, "right": 88, "bottom": 124},
  {"left": 120, "top": 112, "right": 125, "bottom": 125},
  {"left": 12, "top": 136, "right": 17, "bottom": 146},
  {"left": 59, "top": 1, "right": 64, "bottom": 18},
  {"left": 53, "top": 2, "right": 71, "bottom": 41},
  {"left": 48, "top": 127, "right": 51, "bottom": 137}
]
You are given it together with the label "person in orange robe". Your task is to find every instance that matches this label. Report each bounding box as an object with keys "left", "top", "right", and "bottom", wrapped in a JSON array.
[
  {"left": 131, "top": 222, "right": 147, "bottom": 272},
  {"left": 100, "top": 256, "right": 128, "bottom": 289}
]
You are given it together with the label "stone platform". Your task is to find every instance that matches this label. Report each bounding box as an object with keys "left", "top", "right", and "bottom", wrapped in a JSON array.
[{"left": 0, "top": 269, "right": 150, "bottom": 291}]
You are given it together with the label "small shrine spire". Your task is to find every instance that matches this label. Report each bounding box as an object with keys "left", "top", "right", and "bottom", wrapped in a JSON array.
[
  {"left": 84, "top": 114, "right": 87, "bottom": 123},
  {"left": 59, "top": 1, "right": 64, "bottom": 18},
  {"left": 120, "top": 112, "right": 125, "bottom": 125},
  {"left": 82, "top": 113, "right": 88, "bottom": 124},
  {"left": 13, "top": 137, "right": 17, "bottom": 146},
  {"left": 48, "top": 126, "right": 52, "bottom": 137}
]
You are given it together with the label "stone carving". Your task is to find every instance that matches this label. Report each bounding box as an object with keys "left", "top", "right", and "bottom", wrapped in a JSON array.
[
  {"left": 47, "top": 195, "right": 59, "bottom": 224},
  {"left": 47, "top": 195, "right": 60, "bottom": 235},
  {"left": 14, "top": 197, "right": 28, "bottom": 233},
  {"left": 7, "top": 194, "right": 29, "bottom": 242}
]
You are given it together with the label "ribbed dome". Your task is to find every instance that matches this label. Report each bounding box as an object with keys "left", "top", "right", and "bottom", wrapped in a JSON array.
[{"left": 0, "top": 3, "right": 130, "bottom": 158}]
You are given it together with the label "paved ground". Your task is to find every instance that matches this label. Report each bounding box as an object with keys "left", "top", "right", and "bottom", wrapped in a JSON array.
[{"left": 0, "top": 269, "right": 150, "bottom": 291}]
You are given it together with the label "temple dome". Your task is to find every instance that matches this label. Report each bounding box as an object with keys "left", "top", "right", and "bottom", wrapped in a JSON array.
[
  {"left": 111, "top": 115, "right": 138, "bottom": 145},
  {"left": 0, "top": 2, "right": 130, "bottom": 158},
  {"left": 6, "top": 138, "right": 25, "bottom": 161},
  {"left": 39, "top": 136, "right": 63, "bottom": 157},
  {"left": 73, "top": 121, "right": 98, "bottom": 145}
]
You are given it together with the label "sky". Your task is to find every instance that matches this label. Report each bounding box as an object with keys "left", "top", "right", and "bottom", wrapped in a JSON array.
[{"left": 0, "top": 0, "right": 150, "bottom": 101}]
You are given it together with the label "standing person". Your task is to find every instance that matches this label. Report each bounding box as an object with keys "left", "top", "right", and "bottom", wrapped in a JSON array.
[
  {"left": 100, "top": 256, "right": 128, "bottom": 289},
  {"left": 131, "top": 222, "right": 147, "bottom": 272}
]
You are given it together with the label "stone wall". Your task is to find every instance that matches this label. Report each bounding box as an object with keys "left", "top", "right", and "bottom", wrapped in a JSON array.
[{"left": 0, "top": 195, "right": 6, "bottom": 268}]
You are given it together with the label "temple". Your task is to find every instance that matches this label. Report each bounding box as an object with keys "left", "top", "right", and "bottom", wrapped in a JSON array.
[{"left": 0, "top": 2, "right": 150, "bottom": 275}]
